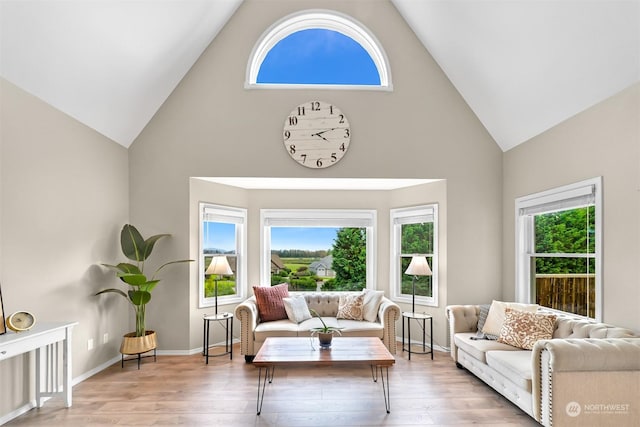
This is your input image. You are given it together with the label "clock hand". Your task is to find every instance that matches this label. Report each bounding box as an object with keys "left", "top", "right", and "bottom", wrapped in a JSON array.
[{"left": 311, "top": 128, "right": 336, "bottom": 141}]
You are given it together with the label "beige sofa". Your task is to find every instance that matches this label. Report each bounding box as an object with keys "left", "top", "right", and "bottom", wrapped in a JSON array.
[
  {"left": 235, "top": 291, "right": 400, "bottom": 362},
  {"left": 447, "top": 304, "right": 640, "bottom": 426}
]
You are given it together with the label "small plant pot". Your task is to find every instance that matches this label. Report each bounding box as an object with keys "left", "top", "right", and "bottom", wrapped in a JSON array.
[
  {"left": 318, "top": 332, "right": 333, "bottom": 348},
  {"left": 120, "top": 330, "right": 157, "bottom": 355}
]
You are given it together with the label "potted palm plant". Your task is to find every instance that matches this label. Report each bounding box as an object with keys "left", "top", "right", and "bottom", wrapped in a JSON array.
[
  {"left": 97, "top": 224, "right": 193, "bottom": 355},
  {"left": 309, "top": 309, "right": 343, "bottom": 348}
]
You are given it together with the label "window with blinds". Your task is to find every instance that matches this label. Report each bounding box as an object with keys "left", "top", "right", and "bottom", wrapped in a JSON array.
[
  {"left": 515, "top": 177, "right": 602, "bottom": 320},
  {"left": 199, "top": 203, "right": 247, "bottom": 308},
  {"left": 390, "top": 205, "right": 439, "bottom": 306}
]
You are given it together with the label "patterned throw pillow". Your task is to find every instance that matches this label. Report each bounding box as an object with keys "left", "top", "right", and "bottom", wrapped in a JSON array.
[
  {"left": 282, "top": 295, "right": 312, "bottom": 323},
  {"left": 498, "top": 308, "right": 557, "bottom": 350},
  {"left": 336, "top": 293, "right": 365, "bottom": 321},
  {"left": 482, "top": 300, "right": 539, "bottom": 337},
  {"left": 475, "top": 304, "right": 498, "bottom": 340},
  {"left": 253, "top": 283, "right": 289, "bottom": 322}
]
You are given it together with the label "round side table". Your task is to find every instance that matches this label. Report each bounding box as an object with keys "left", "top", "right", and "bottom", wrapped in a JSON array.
[
  {"left": 402, "top": 312, "right": 433, "bottom": 360},
  {"left": 203, "top": 313, "right": 233, "bottom": 363}
]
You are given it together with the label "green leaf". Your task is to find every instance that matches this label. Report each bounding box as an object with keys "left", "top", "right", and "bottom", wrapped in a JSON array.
[
  {"left": 154, "top": 259, "right": 194, "bottom": 276},
  {"left": 140, "top": 234, "right": 170, "bottom": 262},
  {"left": 118, "top": 273, "right": 148, "bottom": 286},
  {"left": 139, "top": 280, "right": 160, "bottom": 293},
  {"left": 121, "top": 224, "right": 146, "bottom": 262},
  {"left": 128, "top": 290, "right": 151, "bottom": 306}
]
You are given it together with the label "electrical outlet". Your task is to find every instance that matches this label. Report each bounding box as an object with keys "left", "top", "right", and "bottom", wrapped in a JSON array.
[
  {"left": 103, "top": 333, "right": 109, "bottom": 344},
  {"left": 87, "top": 338, "right": 94, "bottom": 351}
]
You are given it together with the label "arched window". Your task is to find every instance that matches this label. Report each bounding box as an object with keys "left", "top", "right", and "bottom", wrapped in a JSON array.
[{"left": 246, "top": 10, "right": 392, "bottom": 90}]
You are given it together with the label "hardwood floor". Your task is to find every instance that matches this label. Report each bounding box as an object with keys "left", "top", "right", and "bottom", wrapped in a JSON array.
[{"left": 7, "top": 343, "right": 539, "bottom": 426}]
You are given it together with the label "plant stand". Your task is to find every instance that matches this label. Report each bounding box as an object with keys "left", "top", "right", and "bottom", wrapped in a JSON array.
[{"left": 120, "top": 330, "right": 158, "bottom": 369}]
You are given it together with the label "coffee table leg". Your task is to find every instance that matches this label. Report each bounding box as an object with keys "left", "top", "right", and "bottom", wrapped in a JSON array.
[
  {"left": 256, "top": 366, "right": 275, "bottom": 415},
  {"left": 380, "top": 366, "right": 390, "bottom": 413},
  {"left": 370, "top": 365, "right": 378, "bottom": 382}
]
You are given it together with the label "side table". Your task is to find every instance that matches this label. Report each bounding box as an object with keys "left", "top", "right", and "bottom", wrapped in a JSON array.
[
  {"left": 203, "top": 312, "right": 233, "bottom": 363},
  {"left": 402, "top": 312, "right": 433, "bottom": 360}
]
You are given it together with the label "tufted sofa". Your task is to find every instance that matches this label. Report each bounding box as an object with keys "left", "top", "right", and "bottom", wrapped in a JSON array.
[
  {"left": 235, "top": 291, "right": 400, "bottom": 362},
  {"left": 447, "top": 304, "right": 640, "bottom": 426}
]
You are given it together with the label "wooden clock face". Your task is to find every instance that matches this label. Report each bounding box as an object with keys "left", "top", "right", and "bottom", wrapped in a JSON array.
[{"left": 283, "top": 101, "right": 351, "bottom": 169}]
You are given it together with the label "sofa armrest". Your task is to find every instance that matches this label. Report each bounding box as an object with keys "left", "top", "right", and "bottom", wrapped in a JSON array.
[
  {"left": 234, "top": 296, "right": 259, "bottom": 357},
  {"left": 532, "top": 338, "right": 640, "bottom": 426},
  {"left": 445, "top": 305, "right": 480, "bottom": 362},
  {"left": 378, "top": 297, "right": 401, "bottom": 354}
]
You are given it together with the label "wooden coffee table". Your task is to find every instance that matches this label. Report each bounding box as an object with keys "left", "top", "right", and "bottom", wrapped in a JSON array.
[{"left": 253, "top": 337, "right": 395, "bottom": 415}]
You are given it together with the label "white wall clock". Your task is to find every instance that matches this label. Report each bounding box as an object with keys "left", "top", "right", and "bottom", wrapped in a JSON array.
[{"left": 283, "top": 100, "right": 351, "bottom": 169}]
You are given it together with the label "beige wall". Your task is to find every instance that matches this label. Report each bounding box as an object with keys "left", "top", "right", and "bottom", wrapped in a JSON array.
[
  {"left": 0, "top": 79, "right": 130, "bottom": 419},
  {"left": 130, "top": 0, "right": 502, "bottom": 351},
  {"left": 503, "top": 83, "right": 640, "bottom": 331}
]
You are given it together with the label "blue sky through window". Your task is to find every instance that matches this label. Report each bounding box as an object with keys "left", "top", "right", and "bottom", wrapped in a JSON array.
[
  {"left": 203, "top": 222, "right": 235, "bottom": 253},
  {"left": 271, "top": 227, "right": 339, "bottom": 251},
  {"left": 257, "top": 28, "right": 380, "bottom": 85}
]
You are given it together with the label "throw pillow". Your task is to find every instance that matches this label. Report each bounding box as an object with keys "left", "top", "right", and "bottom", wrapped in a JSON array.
[
  {"left": 482, "top": 300, "right": 539, "bottom": 337},
  {"left": 361, "top": 288, "right": 384, "bottom": 322},
  {"left": 336, "top": 293, "right": 365, "bottom": 321},
  {"left": 498, "top": 308, "right": 557, "bottom": 350},
  {"left": 475, "top": 304, "right": 498, "bottom": 340},
  {"left": 282, "top": 295, "right": 312, "bottom": 324},
  {"left": 253, "top": 283, "right": 289, "bottom": 322}
]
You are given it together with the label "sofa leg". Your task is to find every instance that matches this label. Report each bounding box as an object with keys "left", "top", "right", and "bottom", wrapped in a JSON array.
[
  {"left": 245, "top": 355, "right": 255, "bottom": 363},
  {"left": 456, "top": 362, "right": 464, "bottom": 369}
]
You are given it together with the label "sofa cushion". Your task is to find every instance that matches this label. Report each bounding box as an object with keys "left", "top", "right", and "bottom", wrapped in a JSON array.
[
  {"left": 454, "top": 332, "right": 522, "bottom": 364},
  {"left": 475, "top": 304, "right": 498, "bottom": 340},
  {"left": 486, "top": 350, "right": 533, "bottom": 392},
  {"left": 362, "top": 289, "right": 384, "bottom": 322},
  {"left": 482, "top": 300, "right": 539, "bottom": 337},
  {"left": 498, "top": 308, "right": 556, "bottom": 350},
  {"left": 253, "top": 283, "right": 289, "bottom": 322},
  {"left": 336, "top": 293, "right": 365, "bottom": 320},
  {"left": 254, "top": 319, "right": 299, "bottom": 341},
  {"left": 282, "top": 295, "right": 312, "bottom": 323}
]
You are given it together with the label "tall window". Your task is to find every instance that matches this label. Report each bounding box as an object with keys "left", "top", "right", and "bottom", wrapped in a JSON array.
[
  {"left": 261, "top": 209, "right": 376, "bottom": 291},
  {"left": 390, "top": 205, "right": 438, "bottom": 306},
  {"left": 199, "top": 203, "right": 247, "bottom": 308},
  {"left": 515, "top": 177, "right": 602, "bottom": 320},
  {"left": 247, "top": 10, "right": 391, "bottom": 89}
]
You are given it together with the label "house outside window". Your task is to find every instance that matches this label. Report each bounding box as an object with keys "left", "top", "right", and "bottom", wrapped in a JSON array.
[
  {"left": 199, "top": 203, "right": 247, "bottom": 308},
  {"left": 390, "top": 205, "right": 438, "bottom": 307},
  {"left": 515, "top": 177, "right": 602, "bottom": 320},
  {"left": 260, "top": 209, "right": 376, "bottom": 291}
]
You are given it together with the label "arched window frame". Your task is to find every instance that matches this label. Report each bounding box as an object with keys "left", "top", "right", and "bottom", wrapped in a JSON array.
[{"left": 246, "top": 9, "right": 392, "bottom": 90}]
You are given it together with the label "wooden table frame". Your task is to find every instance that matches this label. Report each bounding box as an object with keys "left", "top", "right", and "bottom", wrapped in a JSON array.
[{"left": 252, "top": 337, "right": 395, "bottom": 415}]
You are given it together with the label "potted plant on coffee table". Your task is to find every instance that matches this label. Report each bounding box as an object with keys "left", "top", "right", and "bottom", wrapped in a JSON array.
[
  {"left": 309, "top": 309, "right": 343, "bottom": 348},
  {"left": 97, "top": 224, "right": 193, "bottom": 356}
]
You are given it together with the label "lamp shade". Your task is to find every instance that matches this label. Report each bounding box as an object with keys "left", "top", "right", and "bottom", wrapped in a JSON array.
[
  {"left": 205, "top": 255, "right": 233, "bottom": 275},
  {"left": 404, "top": 256, "right": 432, "bottom": 276}
]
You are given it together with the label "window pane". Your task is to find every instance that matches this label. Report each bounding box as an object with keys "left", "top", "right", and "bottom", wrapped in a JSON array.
[
  {"left": 203, "top": 221, "right": 237, "bottom": 298},
  {"left": 401, "top": 222, "right": 433, "bottom": 254},
  {"left": 257, "top": 29, "right": 380, "bottom": 85},
  {"left": 533, "top": 257, "right": 596, "bottom": 318},
  {"left": 534, "top": 206, "right": 595, "bottom": 254},
  {"left": 401, "top": 256, "right": 433, "bottom": 298},
  {"left": 270, "top": 226, "right": 366, "bottom": 291}
]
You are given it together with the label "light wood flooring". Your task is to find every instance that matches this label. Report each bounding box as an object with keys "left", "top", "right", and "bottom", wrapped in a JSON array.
[{"left": 7, "top": 343, "right": 539, "bottom": 426}]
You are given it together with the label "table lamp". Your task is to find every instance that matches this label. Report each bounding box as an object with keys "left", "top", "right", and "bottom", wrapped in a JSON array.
[
  {"left": 404, "top": 255, "right": 432, "bottom": 313},
  {"left": 205, "top": 255, "right": 233, "bottom": 315}
]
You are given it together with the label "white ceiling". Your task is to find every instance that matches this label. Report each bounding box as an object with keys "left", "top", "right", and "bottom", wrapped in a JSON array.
[{"left": 1, "top": 0, "right": 638, "bottom": 151}]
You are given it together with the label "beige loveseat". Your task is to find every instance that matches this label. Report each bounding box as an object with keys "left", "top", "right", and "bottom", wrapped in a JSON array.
[
  {"left": 447, "top": 304, "right": 640, "bottom": 426},
  {"left": 235, "top": 291, "right": 401, "bottom": 362}
]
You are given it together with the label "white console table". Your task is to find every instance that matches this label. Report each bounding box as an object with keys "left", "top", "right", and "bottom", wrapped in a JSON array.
[{"left": 0, "top": 321, "right": 78, "bottom": 407}]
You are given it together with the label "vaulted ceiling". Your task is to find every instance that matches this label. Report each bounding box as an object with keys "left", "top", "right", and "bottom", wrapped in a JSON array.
[{"left": 1, "top": 0, "right": 638, "bottom": 151}]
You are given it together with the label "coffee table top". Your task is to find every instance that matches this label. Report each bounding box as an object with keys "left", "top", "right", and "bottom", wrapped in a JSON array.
[{"left": 253, "top": 337, "right": 395, "bottom": 367}]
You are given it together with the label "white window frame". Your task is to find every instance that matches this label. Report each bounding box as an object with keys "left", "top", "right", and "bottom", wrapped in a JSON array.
[
  {"left": 390, "top": 204, "right": 439, "bottom": 307},
  {"left": 260, "top": 209, "right": 376, "bottom": 289},
  {"left": 199, "top": 203, "right": 247, "bottom": 308},
  {"left": 515, "top": 177, "right": 602, "bottom": 321},
  {"left": 246, "top": 9, "right": 392, "bottom": 90}
]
